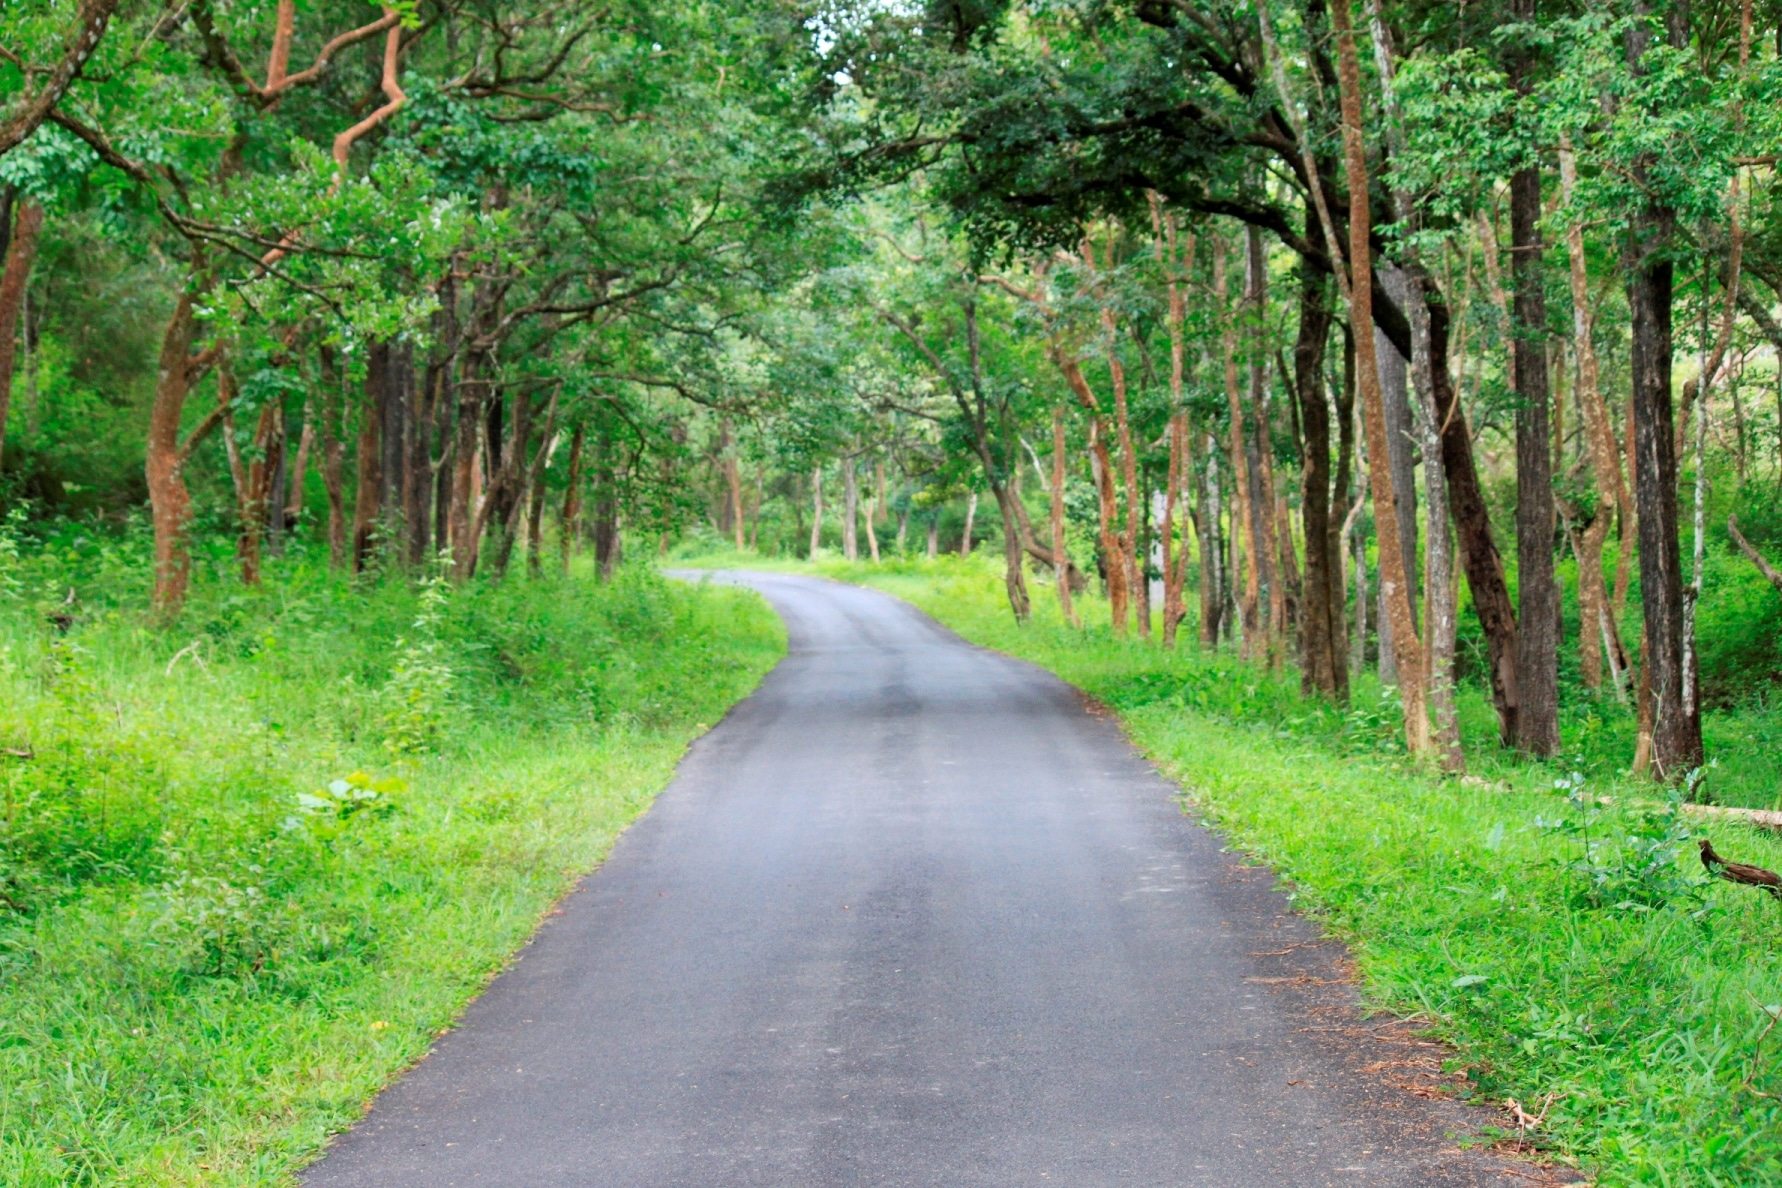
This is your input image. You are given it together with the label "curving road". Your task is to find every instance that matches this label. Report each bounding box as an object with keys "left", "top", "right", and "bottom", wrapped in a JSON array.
[{"left": 303, "top": 572, "right": 1528, "bottom": 1187}]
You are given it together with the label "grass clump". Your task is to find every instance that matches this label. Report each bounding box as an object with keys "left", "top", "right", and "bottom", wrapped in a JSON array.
[
  {"left": 707, "top": 550, "right": 1782, "bottom": 1185},
  {"left": 0, "top": 525, "right": 783, "bottom": 1185}
]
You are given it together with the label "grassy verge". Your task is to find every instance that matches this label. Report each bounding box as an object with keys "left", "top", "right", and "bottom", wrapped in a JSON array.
[
  {"left": 684, "top": 549, "right": 1782, "bottom": 1186},
  {"left": 0, "top": 530, "right": 784, "bottom": 1185}
]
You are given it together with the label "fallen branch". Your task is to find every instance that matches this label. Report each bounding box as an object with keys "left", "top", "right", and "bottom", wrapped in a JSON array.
[{"left": 1728, "top": 514, "right": 1782, "bottom": 595}]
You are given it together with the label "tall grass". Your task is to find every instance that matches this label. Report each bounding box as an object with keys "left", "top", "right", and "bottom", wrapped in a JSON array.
[
  {"left": 0, "top": 522, "right": 783, "bottom": 1185},
  {"left": 700, "top": 550, "right": 1782, "bottom": 1185}
]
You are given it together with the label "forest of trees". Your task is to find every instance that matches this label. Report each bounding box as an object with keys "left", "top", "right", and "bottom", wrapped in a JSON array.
[{"left": 3, "top": 0, "right": 1782, "bottom": 787}]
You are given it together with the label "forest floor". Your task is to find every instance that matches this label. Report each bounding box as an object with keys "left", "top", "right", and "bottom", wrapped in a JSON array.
[
  {"left": 676, "top": 548, "right": 1782, "bottom": 1186},
  {"left": 0, "top": 533, "right": 783, "bottom": 1185}
]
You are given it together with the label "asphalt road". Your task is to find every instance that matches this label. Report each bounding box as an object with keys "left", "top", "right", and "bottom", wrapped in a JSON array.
[{"left": 303, "top": 572, "right": 1529, "bottom": 1187}]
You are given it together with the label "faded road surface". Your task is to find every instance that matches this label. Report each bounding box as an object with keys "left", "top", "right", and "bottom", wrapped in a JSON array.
[{"left": 304, "top": 572, "right": 1527, "bottom": 1187}]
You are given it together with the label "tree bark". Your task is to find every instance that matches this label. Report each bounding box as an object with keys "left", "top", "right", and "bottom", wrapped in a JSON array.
[
  {"left": 1623, "top": 4, "right": 1704, "bottom": 779},
  {"left": 0, "top": 198, "right": 44, "bottom": 479},
  {"left": 352, "top": 342, "right": 386, "bottom": 572},
  {"left": 1375, "top": 265, "right": 1418, "bottom": 685},
  {"left": 560, "top": 423, "right": 584, "bottom": 575},
  {"left": 1293, "top": 259, "right": 1344, "bottom": 696},
  {"left": 1559, "top": 139, "right": 1632, "bottom": 696},
  {"left": 842, "top": 454, "right": 859, "bottom": 561},
  {"left": 1215, "top": 240, "right": 1262, "bottom": 658},
  {"left": 958, "top": 489, "right": 976, "bottom": 557},
  {"left": 809, "top": 465, "right": 823, "bottom": 557},
  {"left": 1332, "top": 0, "right": 1430, "bottom": 757},
  {"left": 317, "top": 345, "right": 348, "bottom": 570},
  {"left": 591, "top": 425, "right": 621, "bottom": 580},
  {"left": 1052, "top": 406, "right": 1082, "bottom": 628},
  {"left": 1508, "top": 7, "right": 1560, "bottom": 754},
  {"left": 147, "top": 290, "right": 207, "bottom": 616}
]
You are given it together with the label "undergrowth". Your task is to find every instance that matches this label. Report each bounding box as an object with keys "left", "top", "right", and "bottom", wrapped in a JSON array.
[{"left": 0, "top": 523, "right": 783, "bottom": 1185}]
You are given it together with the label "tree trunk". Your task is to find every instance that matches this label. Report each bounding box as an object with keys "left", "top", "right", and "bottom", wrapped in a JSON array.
[
  {"left": 560, "top": 423, "right": 584, "bottom": 575},
  {"left": 995, "top": 486, "right": 1032, "bottom": 619},
  {"left": 1508, "top": 29, "right": 1560, "bottom": 754},
  {"left": 959, "top": 490, "right": 976, "bottom": 557},
  {"left": 1375, "top": 264, "right": 1418, "bottom": 685},
  {"left": 1087, "top": 238, "right": 1145, "bottom": 639},
  {"left": 809, "top": 465, "right": 823, "bottom": 557},
  {"left": 1245, "top": 228, "right": 1280, "bottom": 661},
  {"left": 0, "top": 198, "right": 44, "bottom": 479},
  {"left": 1406, "top": 267, "right": 1464, "bottom": 770},
  {"left": 1333, "top": 0, "right": 1430, "bottom": 757},
  {"left": 352, "top": 342, "right": 386, "bottom": 572},
  {"left": 1149, "top": 197, "right": 1196, "bottom": 647},
  {"left": 723, "top": 419, "right": 745, "bottom": 551},
  {"left": 864, "top": 481, "right": 882, "bottom": 563},
  {"left": 1414, "top": 264, "right": 1521, "bottom": 745},
  {"left": 237, "top": 391, "right": 285, "bottom": 587},
  {"left": 317, "top": 346, "right": 348, "bottom": 570},
  {"left": 1623, "top": 5, "right": 1704, "bottom": 780},
  {"left": 285, "top": 411, "right": 314, "bottom": 524},
  {"left": 1199, "top": 434, "right": 1224, "bottom": 647},
  {"left": 1215, "top": 240, "right": 1261, "bottom": 658},
  {"left": 927, "top": 514, "right": 939, "bottom": 559},
  {"left": 842, "top": 455, "right": 860, "bottom": 561},
  {"left": 1559, "top": 139, "right": 1631, "bottom": 696},
  {"left": 1293, "top": 259, "right": 1344, "bottom": 697},
  {"left": 380, "top": 342, "right": 410, "bottom": 562},
  {"left": 147, "top": 291, "right": 201, "bottom": 617},
  {"left": 1058, "top": 353, "right": 1128, "bottom": 630},
  {"left": 1052, "top": 406, "right": 1081, "bottom": 627},
  {"left": 592, "top": 426, "right": 621, "bottom": 580}
]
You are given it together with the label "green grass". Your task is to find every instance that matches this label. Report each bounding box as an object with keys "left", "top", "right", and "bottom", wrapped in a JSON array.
[
  {"left": 0, "top": 526, "right": 784, "bottom": 1185},
  {"left": 685, "top": 547, "right": 1782, "bottom": 1186}
]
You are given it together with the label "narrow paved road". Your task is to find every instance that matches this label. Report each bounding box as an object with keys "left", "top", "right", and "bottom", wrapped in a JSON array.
[{"left": 305, "top": 573, "right": 1527, "bottom": 1187}]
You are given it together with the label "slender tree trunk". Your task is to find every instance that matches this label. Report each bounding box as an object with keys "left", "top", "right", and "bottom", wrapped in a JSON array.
[
  {"left": 1376, "top": 265, "right": 1419, "bottom": 685},
  {"left": 1089, "top": 240, "right": 1145, "bottom": 638},
  {"left": 1559, "top": 139, "right": 1631, "bottom": 696},
  {"left": 1415, "top": 267, "right": 1521, "bottom": 745},
  {"left": 1508, "top": 23, "right": 1560, "bottom": 754},
  {"left": 1293, "top": 259, "right": 1343, "bottom": 696},
  {"left": 1200, "top": 435, "right": 1224, "bottom": 646},
  {"left": 1333, "top": 0, "right": 1430, "bottom": 757},
  {"left": 147, "top": 291, "right": 201, "bottom": 616},
  {"left": 809, "top": 465, "right": 823, "bottom": 557},
  {"left": 959, "top": 490, "right": 976, "bottom": 557},
  {"left": 560, "top": 424, "right": 584, "bottom": 575},
  {"left": 1215, "top": 241, "right": 1261, "bottom": 658},
  {"left": 380, "top": 342, "right": 410, "bottom": 562},
  {"left": 285, "top": 411, "right": 314, "bottom": 524},
  {"left": 1058, "top": 354, "right": 1128, "bottom": 630},
  {"left": 864, "top": 481, "right": 882, "bottom": 563},
  {"left": 317, "top": 346, "right": 348, "bottom": 570},
  {"left": 724, "top": 419, "right": 745, "bottom": 551},
  {"left": 1052, "top": 406, "right": 1081, "bottom": 627},
  {"left": 352, "top": 343, "right": 386, "bottom": 572},
  {"left": 1407, "top": 268, "right": 1464, "bottom": 770},
  {"left": 842, "top": 455, "right": 859, "bottom": 561},
  {"left": 1623, "top": 5, "right": 1704, "bottom": 779},
  {"left": 0, "top": 198, "right": 44, "bottom": 479},
  {"left": 927, "top": 514, "right": 939, "bottom": 558},
  {"left": 592, "top": 425, "right": 621, "bottom": 580}
]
